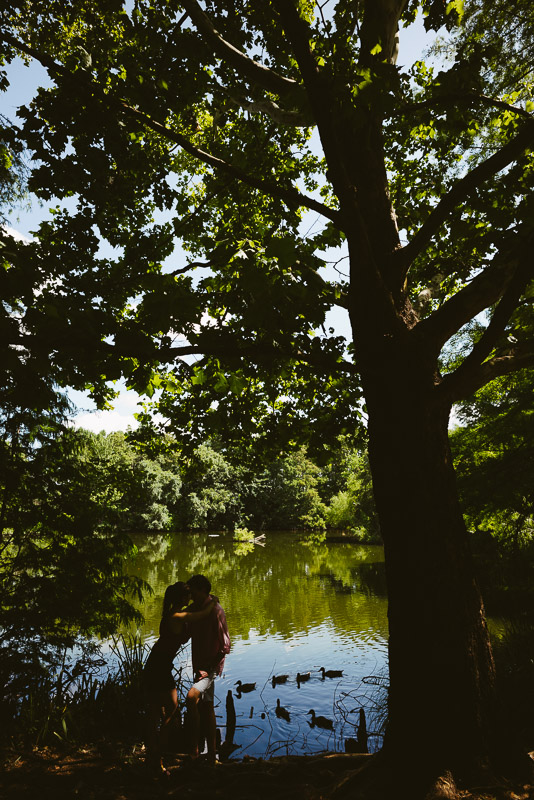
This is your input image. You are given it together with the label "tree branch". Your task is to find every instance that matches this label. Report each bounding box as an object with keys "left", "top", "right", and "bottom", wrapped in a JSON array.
[
  {"left": 416, "top": 224, "right": 534, "bottom": 356},
  {"left": 439, "top": 340, "right": 534, "bottom": 403},
  {"left": 107, "top": 335, "right": 357, "bottom": 375},
  {"left": 121, "top": 102, "right": 339, "bottom": 222},
  {"left": 358, "top": 0, "right": 408, "bottom": 66},
  {"left": 268, "top": 1, "right": 361, "bottom": 226},
  {"left": 160, "top": 341, "right": 357, "bottom": 374},
  {"left": 1, "top": 33, "right": 338, "bottom": 224},
  {"left": 173, "top": 184, "right": 228, "bottom": 236},
  {"left": 270, "top": 0, "right": 340, "bottom": 160},
  {"left": 395, "top": 120, "right": 534, "bottom": 273},
  {"left": 446, "top": 253, "right": 534, "bottom": 376},
  {"left": 179, "top": 0, "right": 298, "bottom": 95},
  {"left": 396, "top": 92, "right": 534, "bottom": 122},
  {"left": 414, "top": 252, "right": 519, "bottom": 355},
  {"left": 225, "top": 92, "right": 311, "bottom": 126},
  {"left": 1, "top": 31, "right": 63, "bottom": 75},
  {"left": 169, "top": 261, "right": 212, "bottom": 276}
]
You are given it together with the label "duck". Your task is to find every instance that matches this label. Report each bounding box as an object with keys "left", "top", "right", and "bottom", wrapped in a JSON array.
[
  {"left": 275, "top": 698, "right": 290, "bottom": 722},
  {"left": 271, "top": 673, "right": 289, "bottom": 687},
  {"left": 307, "top": 709, "right": 334, "bottom": 730},
  {"left": 234, "top": 680, "right": 256, "bottom": 693},
  {"left": 319, "top": 667, "right": 343, "bottom": 679},
  {"left": 296, "top": 671, "right": 311, "bottom": 685}
]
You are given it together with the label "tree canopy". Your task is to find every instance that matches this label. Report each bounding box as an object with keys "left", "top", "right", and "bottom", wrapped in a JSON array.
[
  {"left": 0, "top": 1, "right": 532, "bottom": 429},
  {"left": 0, "top": 1, "right": 532, "bottom": 446}
]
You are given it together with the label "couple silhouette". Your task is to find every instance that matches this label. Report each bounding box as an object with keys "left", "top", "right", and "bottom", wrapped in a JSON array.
[{"left": 142, "top": 574, "right": 230, "bottom": 773}]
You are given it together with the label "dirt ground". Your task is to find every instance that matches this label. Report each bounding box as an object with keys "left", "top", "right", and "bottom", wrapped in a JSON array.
[{"left": 1, "top": 746, "right": 533, "bottom": 800}]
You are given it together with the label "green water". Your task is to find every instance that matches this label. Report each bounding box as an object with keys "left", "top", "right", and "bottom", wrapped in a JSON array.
[{"left": 125, "top": 531, "right": 389, "bottom": 758}]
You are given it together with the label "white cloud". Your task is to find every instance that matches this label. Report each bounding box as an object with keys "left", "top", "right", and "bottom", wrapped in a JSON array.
[
  {"left": 69, "top": 384, "right": 167, "bottom": 434},
  {"left": 2, "top": 225, "right": 33, "bottom": 243},
  {"left": 73, "top": 409, "right": 138, "bottom": 433},
  {"left": 69, "top": 384, "right": 141, "bottom": 433}
]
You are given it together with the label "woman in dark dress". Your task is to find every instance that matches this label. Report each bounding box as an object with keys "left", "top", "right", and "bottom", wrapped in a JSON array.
[{"left": 142, "top": 581, "right": 215, "bottom": 773}]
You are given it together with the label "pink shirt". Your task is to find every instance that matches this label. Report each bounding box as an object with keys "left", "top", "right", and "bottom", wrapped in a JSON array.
[{"left": 191, "top": 595, "right": 230, "bottom": 676}]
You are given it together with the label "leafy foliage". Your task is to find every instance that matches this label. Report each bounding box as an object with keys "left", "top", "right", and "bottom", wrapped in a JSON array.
[
  {"left": 0, "top": 412, "right": 147, "bottom": 643},
  {"left": 0, "top": 399, "right": 148, "bottom": 723},
  {"left": 451, "top": 370, "right": 534, "bottom": 547},
  {"left": 0, "top": 0, "right": 531, "bottom": 442},
  {"left": 324, "top": 450, "right": 379, "bottom": 541}
]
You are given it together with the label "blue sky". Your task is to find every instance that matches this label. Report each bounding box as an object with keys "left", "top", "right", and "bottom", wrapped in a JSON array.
[{"left": 2, "top": 13, "right": 437, "bottom": 433}]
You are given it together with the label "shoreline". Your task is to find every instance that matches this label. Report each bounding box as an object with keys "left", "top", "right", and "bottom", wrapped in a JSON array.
[{"left": 2, "top": 745, "right": 532, "bottom": 800}]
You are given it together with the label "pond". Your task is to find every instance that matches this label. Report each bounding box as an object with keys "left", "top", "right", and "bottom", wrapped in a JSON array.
[{"left": 125, "top": 531, "right": 389, "bottom": 759}]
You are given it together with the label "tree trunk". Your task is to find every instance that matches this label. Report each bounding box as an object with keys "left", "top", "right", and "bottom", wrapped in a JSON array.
[
  {"left": 318, "top": 12, "right": 532, "bottom": 774},
  {"left": 358, "top": 332, "right": 508, "bottom": 782}
]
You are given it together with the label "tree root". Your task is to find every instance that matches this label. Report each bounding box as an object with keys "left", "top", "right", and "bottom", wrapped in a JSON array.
[
  {"left": 424, "top": 772, "right": 458, "bottom": 800},
  {"left": 330, "top": 752, "right": 534, "bottom": 800}
]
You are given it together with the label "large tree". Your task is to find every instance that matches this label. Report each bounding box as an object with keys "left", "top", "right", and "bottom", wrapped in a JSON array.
[{"left": 1, "top": 0, "right": 534, "bottom": 794}]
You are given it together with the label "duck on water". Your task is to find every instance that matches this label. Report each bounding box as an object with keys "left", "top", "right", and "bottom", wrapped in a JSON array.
[
  {"left": 234, "top": 680, "right": 256, "bottom": 693},
  {"left": 307, "top": 709, "right": 334, "bottom": 730},
  {"left": 319, "top": 667, "right": 343, "bottom": 679}
]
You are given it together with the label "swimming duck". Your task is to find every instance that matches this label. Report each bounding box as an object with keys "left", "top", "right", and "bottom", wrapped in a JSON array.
[
  {"left": 319, "top": 667, "right": 343, "bottom": 679},
  {"left": 271, "top": 674, "right": 289, "bottom": 687},
  {"left": 275, "top": 698, "right": 290, "bottom": 722},
  {"left": 235, "top": 680, "right": 256, "bottom": 693},
  {"left": 296, "top": 672, "right": 311, "bottom": 685},
  {"left": 307, "top": 709, "right": 334, "bottom": 730}
]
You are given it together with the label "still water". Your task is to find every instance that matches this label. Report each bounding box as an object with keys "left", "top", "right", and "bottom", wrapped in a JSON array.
[{"left": 127, "top": 531, "right": 389, "bottom": 758}]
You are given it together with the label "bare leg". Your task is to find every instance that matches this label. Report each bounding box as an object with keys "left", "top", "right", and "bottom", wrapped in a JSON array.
[
  {"left": 186, "top": 686, "right": 201, "bottom": 758},
  {"left": 145, "top": 688, "right": 179, "bottom": 771},
  {"left": 200, "top": 701, "right": 217, "bottom": 765},
  {"left": 160, "top": 688, "right": 179, "bottom": 755},
  {"left": 145, "top": 697, "right": 163, "bottom": 768}
]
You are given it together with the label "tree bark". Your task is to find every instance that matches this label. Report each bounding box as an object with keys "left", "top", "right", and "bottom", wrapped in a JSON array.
[{"left": 354, "top": 320, "right": 515, "bottom": 783}]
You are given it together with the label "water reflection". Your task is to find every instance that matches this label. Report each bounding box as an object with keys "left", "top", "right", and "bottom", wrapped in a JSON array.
[{"left": 126, "top": 532, "right": 389, "bottom": 757}]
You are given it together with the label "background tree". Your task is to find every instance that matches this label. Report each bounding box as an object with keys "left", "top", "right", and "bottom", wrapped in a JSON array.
[
  {"left": 178, "top": 440, "right": 243, "bottom": 529},
  {"left": 451, "top": 371, "right": 534, "bottom": 549},
  {"left": 324, "top": 449, "right": 379, "bottom": 541},
  {"left": 243, "top": 447, "right": 328, "bottom": 531},
  {"left": 1, "top": 0, "right": 534, "bottom": 793},
  {"left": 0, "top": 404, "right": 146, "bottom": 726},
  {"left": 73, "top": 429, "right": 183, "bottom": 530},
  {"left": 175, "top": 440, "right": 329, "bottom": 531}
]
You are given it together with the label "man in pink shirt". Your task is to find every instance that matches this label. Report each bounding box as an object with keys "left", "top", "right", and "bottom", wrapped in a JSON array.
[{"left": 185, "top": 574, "right": 230, "bottom": 764}]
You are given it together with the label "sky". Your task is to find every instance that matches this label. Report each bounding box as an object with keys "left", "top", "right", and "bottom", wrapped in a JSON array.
[{"left": 2, "top": 11, "right": 437, "bottom": 433}]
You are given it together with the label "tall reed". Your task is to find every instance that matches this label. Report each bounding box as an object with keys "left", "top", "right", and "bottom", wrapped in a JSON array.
[{"left": 2, "top": 634, "right": 159, "bottom": 747}]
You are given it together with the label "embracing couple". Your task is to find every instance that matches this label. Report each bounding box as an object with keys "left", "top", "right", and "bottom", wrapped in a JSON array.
[{"left": 142, "top": 574, "right": 230, "bottom": 773}]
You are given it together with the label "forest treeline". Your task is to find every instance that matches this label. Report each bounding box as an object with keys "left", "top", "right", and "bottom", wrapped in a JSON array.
[
  {"left": 6, "top": 402, "right": 533, "bottom": 543},
  {"left": 63, "top": 427, "right": 380, "bottom": 537}
]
